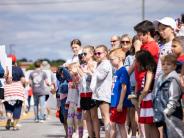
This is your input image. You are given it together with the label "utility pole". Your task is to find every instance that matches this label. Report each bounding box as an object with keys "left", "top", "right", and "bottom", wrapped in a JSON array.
[{"left": 142, "top": 0, "right": 145, "bottom": 21}]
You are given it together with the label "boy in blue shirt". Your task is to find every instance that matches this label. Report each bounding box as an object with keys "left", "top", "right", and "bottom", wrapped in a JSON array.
[{"left": 109, "top": 48, "right": 132, "bottom": 138}]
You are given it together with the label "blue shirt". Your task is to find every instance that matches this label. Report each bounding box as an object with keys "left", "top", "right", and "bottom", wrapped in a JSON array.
[{"left": 111, "top": 66, "right": 132, "bottom": 108}]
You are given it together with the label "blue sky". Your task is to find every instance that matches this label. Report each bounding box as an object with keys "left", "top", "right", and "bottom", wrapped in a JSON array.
[{"left": 0, "top": 0, "right": 183, "bottom": 61}]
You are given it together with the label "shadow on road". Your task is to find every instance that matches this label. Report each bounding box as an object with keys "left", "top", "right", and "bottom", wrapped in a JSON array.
[{"left": 45, "top": 134, "right": 66, "bottom": 138}]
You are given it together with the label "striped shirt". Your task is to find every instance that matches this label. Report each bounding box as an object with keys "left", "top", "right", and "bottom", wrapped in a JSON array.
[{"left": 4, "top": 81, "right": 24, "bottom": 101}]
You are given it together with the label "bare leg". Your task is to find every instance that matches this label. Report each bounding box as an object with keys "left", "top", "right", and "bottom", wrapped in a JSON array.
[
  {"left": 110, "top": 122, "right": 116, "bottom": 138},
  {"left": 13, "top": 119, "right": 19, "bottom": 129},
  {"left": 128, "top": 107, "right": 137, "bottom": 136},
  {"left": 63, "top": 116, "right": 68, "bottom": 137},
  {"left": 99, "top": 102, "right": 110, "bottom": 138},
  {"left": 84, "top": 110, "right": 94, "bottom": 138},
  {"left": 158, "top": 127, "right": 164, "bottom": 138},
  {"left": 144, "top": 124, "right": 159, "bottom": 138},
  {"left": 90, "top": 106, "right": 100, "bottom": 138},
  {"left": 118, "top": 124, "right": 127, "bottom": 138},
  {"left": 135, "top": 110, "right": 144, "bottom": 137}
]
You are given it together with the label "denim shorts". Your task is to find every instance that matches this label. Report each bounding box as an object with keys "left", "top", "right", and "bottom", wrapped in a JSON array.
[{"left": 4, "top": 100, "right": 23, "bottom": 119}]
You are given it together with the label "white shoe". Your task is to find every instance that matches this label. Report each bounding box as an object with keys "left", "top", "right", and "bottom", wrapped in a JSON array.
[
  {"left": 34, "top": 119, "right": 39, "bottom": 123},
  {"left": 83, "top": 129, "right": 88, "bottom": 138},
  {"left": 39, "top": 120, "right": 45, "bottom": 123},
  {"left": 72, "top": 132, "right": 78, "bottom": 138},
  {"left": 16, "top": 123, "right": 22, "bottom": 127}
]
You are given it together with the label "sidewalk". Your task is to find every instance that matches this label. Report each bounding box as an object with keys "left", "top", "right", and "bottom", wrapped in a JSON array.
[{"left": 0, "top": 112, "right": 34, "bottom": 127}]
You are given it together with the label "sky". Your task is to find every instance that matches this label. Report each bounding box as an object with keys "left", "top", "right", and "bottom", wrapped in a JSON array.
[{"left": 0, "top": 0, "right": 183, "bottom": 61}]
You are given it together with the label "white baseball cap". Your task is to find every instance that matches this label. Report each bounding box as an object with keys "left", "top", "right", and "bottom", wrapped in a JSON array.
[{"left": 154, "top": 17, "right": 177, "bottom": 31}]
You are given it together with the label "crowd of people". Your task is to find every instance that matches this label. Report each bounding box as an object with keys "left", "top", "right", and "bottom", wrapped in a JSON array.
[
  {"left": 56, "top": 15, "right": 184, "bottom": 138},
  {"left": 0, "top": 14, "right": 184, "bottom": 138}
]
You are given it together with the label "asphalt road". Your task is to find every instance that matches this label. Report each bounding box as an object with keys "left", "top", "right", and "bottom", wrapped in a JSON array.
[{"left": 0, "top": 112, "right": 67, "bottom": 138}]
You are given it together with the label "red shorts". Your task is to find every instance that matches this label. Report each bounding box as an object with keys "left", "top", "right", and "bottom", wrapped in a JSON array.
[{"left": 110, "top": 107, "right": 127, "bottom": 124}]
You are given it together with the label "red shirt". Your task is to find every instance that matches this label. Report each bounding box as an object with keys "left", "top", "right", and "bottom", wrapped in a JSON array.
[
  {"left": 177, "top": 55, "right": 184, "bottom": 62},
  {"left": 135, "top": 41, "right": 159, "bottom": 91}
]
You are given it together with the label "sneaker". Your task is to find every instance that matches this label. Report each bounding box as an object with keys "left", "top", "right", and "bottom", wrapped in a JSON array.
[
  {"left": 72, "top": 132, "right": 79, "bottom": 138},
  {"left": 13, "top": 125, "right": 20, "bottom": 131},
  {"left": 5, "top": 119, "right": 11, "bottom": 130},
  {"left": 34, "top": 119, "right": 39, "bottom": 123},
  {"left": 83, "top": 129, "right": 88, "bottom": 138},
  {"left": 16, "top": 123, "right": 22, "bottom": 128},
  {"left": 39, "top": 120, "right": 45, "bottom": 123}
]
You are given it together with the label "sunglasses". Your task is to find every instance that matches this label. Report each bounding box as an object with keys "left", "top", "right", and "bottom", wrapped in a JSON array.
[
  {"left": 81, "top": 52, "right": 87, "bottom": 56},
  {"left": 94, "top": 52, "right": 104, "bottom": 56},
  {"left": 78, "top": 52, "right": 87, "bottom": 60},
  {"left": 121, "top": 41, "right": 130, "bottom": 44},
  {"left": 111, "top": 40, "right": 118, "bottom": 43}
]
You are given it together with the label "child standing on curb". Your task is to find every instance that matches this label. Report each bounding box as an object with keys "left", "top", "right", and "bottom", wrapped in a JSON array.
[
  {"left": 109, "top": 48, "right": 132, "bottom": 138},
  {"left": 65, "top": 62, "right": 83, "bottom": 138},
  {"left": 56, "top": 66, "right": 72, "bottom": 137},
  {"left": 135, "top": 50, "right": 159, "bottom": 138},
  {"left": 172, "top": 36, "right": 184, "bottom": 118},
  {"left": 90, "top": 45, "right": 112, "bottom": 138},
  {"left": 78, "top": 46, "right": 100, "bottom": 138},
  {"left": 153, "top": 55, "right": 183, "bottom": 138}
]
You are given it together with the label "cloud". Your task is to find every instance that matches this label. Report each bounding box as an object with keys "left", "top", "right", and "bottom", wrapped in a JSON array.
[{"left": 0, "top": 0, "right": 183, "bottom": 60}]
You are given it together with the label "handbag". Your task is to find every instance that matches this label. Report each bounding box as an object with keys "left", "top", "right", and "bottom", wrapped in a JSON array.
[{"left": 0, "top": 87, "right": 4, "bottom": 99}]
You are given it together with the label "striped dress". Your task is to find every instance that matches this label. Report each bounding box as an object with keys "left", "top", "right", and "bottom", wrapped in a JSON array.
[{"left": 139, "top": 75, "right": 154, "bottom": 124}]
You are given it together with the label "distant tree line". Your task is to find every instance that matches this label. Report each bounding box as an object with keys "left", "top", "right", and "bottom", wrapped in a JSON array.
[{"left": 17, "top": 58, "right": 66, "bottom": 70}]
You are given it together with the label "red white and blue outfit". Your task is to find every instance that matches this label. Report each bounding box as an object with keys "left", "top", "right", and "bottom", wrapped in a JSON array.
[{"left": 110, "top": 66, "right": 132, "bottom": 124}]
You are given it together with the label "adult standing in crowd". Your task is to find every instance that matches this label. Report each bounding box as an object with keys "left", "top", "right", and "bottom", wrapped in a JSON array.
[
  {"left": 121, "top": 34, "right": 138, "bottom": 138},
  {"left": 29, "top": 60, "right": 50, "bottom": 122},
  {"left": 110, "top": 35, "right": 121, "bottom": 49},
  {"left": 41, "top": 60, "right": 56, "bottom": 119},
  {"left": 4, "top": 54, "right": 26, "bottom": 130}
]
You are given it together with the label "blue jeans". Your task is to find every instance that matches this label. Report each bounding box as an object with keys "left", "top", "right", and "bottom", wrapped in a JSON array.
[{"left": 33, "top": 95, "right": 46, "bottom": 120}]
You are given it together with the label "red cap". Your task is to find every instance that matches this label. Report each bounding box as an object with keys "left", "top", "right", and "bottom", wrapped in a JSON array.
[{"left": 8, "top": 54, "right": 17, "bottom": 62}]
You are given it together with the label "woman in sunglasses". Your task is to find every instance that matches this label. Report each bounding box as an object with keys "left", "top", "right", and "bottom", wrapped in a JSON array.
[
  {"left": 121, "top": 34, "right": 132, "bottom": 55},
  {"left": 122, "top": 34, "right": 139, "bottom": 138},
  {"left": 90, "top": 45, "right": 112, "bottom": 138}
]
